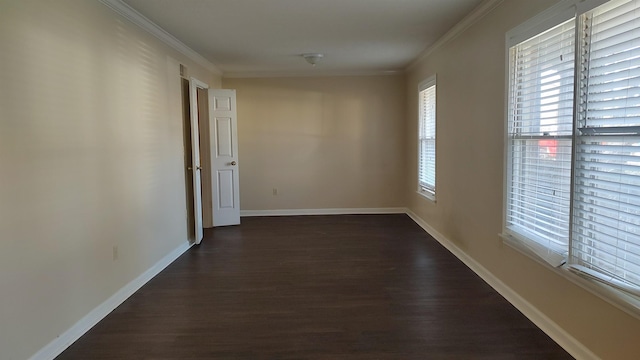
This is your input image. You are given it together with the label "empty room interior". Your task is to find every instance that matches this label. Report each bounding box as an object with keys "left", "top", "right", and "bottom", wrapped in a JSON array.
[{"left": 2, "top": 0, "right": 640, "bottom": 359}]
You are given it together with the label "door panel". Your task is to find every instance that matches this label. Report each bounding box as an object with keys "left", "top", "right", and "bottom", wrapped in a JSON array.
[
  {"left": 214, "top": 95, "right": 232, "bottom": 111},
  {"left": 210, "top": 89, "right": 240, "bottom": 226},
  {"left": 217, "top": 170, "right": 235, "bottom": 209},
  {"left": 215, "top": 117, "right": 233, "bottom": 157}
]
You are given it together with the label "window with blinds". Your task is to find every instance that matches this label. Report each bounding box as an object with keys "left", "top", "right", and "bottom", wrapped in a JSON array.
[
  {"left": 506, "top": 19, "right": 575, "bottom": 262},
  {"left": 418, "top": 76, "right": 436, "bottom": 198},
  {"left": 570, "top": 0, "right": 640, "bottom": 296},
  {"left": 505, "top": 0, "right": 640, "bottom": 298}
]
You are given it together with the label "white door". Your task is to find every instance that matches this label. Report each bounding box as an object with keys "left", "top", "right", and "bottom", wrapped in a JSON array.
[
  {"left": 189, "top": 78, "right": 209, "bottom": 243},
  {"left": 209, "top": 89, "right": 240, "bottom": 226}
]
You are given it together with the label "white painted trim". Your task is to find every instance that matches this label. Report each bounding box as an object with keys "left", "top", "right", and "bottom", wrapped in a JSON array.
[
  {"left": 418, "top": 75, "right": 437, "bottom": 92},
  {"left": 504, "top": 233, "right": 640, "bottom": 320},
  {"left": 505, "top": 0, "right": 576, "bottom": 48},
  {"left": 405, "top": 210, "right": 600, "bottom": 360},
  {"left": 28, "top": 208, "right": 608, "bottom": 360},
  {"left": 241, "top": 208, "right": 407, "bottom": 217},
  {"left": 98, "top": 0, "right": 222, "bottom": 75},
  {"left": 99, "top": 0, "right": 506, "bottom": 78},
  {"left": 417, "top": 74, "right": 437, "bottom": 200},
  {"left": 406, "top": 0, "right": 505, "bottom": 71},
  {"left": 500, "top": 0, "right": 640, "bottom": 321},
  {"left": 29, "top": 241, "right": 194, "bottom": 360},
  {"left": 223, "top": 70, "right": 402, "bottom": 79},
  {"left": 416, "top": 190, "right": 436, "bottom": 202},
  {"left": 189, "top": 77, "right": 209, "bottom": 245}
]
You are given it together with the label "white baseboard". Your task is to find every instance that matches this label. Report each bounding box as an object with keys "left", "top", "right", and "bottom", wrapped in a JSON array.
[
  {"left": 30, "top": 211, "right": 597, "bottom": 360},
  {"left": 29, "top": 241, "right": 194, "bottom": 360},
  {"left": 405, "top": 210, "right": 599, "bottom": 360},
  {"left": 241, "top": 207, "right": 407, "bottom": 217}
]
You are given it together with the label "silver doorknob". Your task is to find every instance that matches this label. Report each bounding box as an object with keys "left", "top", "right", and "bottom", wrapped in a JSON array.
[
  {"left": 196, "top": 166, "right": 202, "bottom": 170},
  {"left": 230, "top": 161, "right": 237, "bottom": 166},
  {"left": 187, "top": 166, "right": 192, "bottom": 170}
]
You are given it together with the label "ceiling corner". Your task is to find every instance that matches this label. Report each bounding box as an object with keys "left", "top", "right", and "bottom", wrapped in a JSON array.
[
  {"left": 406, "top": 0, "right": 505, "bottom": 72},
  {"left": 98, "top": 0, "right": 223, "bottom": 76}
]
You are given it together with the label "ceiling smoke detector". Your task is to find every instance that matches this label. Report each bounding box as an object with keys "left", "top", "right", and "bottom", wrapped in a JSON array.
[{"left": 302, "top": 53, "right": 324, "bottom": 66}]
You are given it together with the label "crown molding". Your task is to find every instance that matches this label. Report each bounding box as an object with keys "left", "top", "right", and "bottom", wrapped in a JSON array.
[
  {"left": 223, "top": 69, "right": 402, "bottom": 79},
  {"left": 98, "top": 0, "right": 223, "bottom": 76},
  {"left": 99, "top": 0, "right": 503, "bottom": 78},
  {"left": 406, "top": 0, "right": 505, "bottom": 72}
]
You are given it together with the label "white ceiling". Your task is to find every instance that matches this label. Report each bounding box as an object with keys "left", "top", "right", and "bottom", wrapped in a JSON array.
[{"left": 122, "top": 0, "right": 485, "bottom": 77}]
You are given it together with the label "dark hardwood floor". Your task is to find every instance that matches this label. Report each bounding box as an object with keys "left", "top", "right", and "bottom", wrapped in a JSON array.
[{"left": 56, "top": 215, "right": 573, "bottom": 359}]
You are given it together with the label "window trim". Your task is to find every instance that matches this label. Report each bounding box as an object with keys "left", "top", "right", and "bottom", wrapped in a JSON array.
[
  {"left": 504, "top": 234, "right": 640, "bottom": 320},
  {"left": 417, "top": 74, "right": 437, "bottom": 202},
  {"left": 504, "top": 16, "right": 576, "bottom": 265},
  {"left": 502, "top": 0, "right": 640, "bottom": 315},
  {"left": 502, "top": 0, "right": 609, "bottom": 254},
  {"left": 504, "top": 0, "right": 608, "bottom": 49}
]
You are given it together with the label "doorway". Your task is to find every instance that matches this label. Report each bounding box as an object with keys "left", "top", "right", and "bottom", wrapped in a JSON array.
[{"left": 182, "top": 77, "right": 211, "bottom": 244}]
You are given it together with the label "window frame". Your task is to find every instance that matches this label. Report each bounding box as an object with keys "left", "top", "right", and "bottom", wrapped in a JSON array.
[
  {"left": 504, "top": 15, "right": 577, "bottom": 266},
  {"left": 417, "top": 75, "right": 437, "bottom": 201},
  {"left": 502, "top": 0, "right": 640, "bottom": 317}
]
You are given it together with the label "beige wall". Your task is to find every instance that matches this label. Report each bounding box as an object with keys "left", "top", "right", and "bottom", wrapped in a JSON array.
[
  {"left": 406, "top": 0, "right": 640, "bottom": 359},
  {"left": 0, "top": 1, "right": 219, "bottom": 359},
  {"left": 223, "top": 76, "right": 406, "bottom": 211},
  {"left": 3, "top": 0, "right": 638, "bottom": 359}
]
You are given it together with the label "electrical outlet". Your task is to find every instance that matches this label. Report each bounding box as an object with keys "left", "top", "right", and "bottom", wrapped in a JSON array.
[
  {"left": 113, "top": 245, "right": 118, "bottom": 261},
  {"left": 272, "top": 188, "right": 278, "bottom": 196}
]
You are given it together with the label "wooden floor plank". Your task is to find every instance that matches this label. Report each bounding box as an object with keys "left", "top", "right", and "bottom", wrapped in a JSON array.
[{"left": 56, "top": 214, "right": 573, "bottom": 359}]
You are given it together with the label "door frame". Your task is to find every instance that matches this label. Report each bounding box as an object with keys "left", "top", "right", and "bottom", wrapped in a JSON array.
[{"left": 189, "top": 77, "right": 209, "bottom": 244}]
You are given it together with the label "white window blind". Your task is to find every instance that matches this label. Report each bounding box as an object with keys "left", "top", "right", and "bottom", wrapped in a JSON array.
[
  {"left": 418, "top": 78, "right": 436, "bottom": 196},
  {"left": 506, "top": 19, "right": 576, "bottom": 262},
  {"left": 570, "top": 0, "right": 640, "bottom": 295}
]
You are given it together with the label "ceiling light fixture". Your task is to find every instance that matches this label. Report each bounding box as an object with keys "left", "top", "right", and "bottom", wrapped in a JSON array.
[{"left": 302, "top": 53, "right": 324, "bottom": 66}]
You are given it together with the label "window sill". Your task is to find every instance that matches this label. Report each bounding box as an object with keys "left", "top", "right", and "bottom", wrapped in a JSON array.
[
  {"left": 502, "top": 235, "right": 640, "bottom": 320},
  {"left": 417, "top": 190, "right": 436, "bottom": 203}
]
